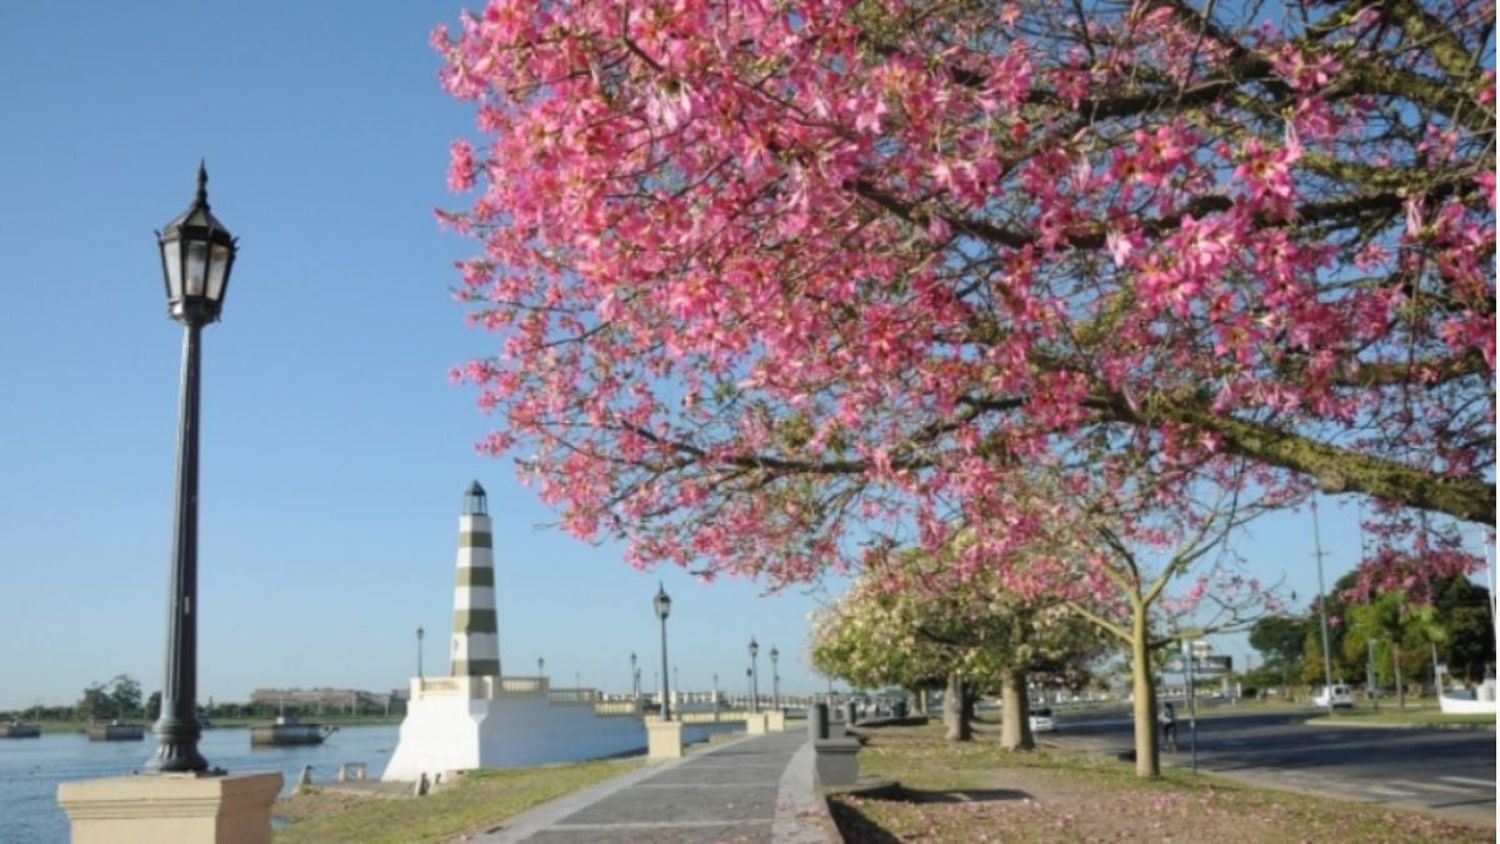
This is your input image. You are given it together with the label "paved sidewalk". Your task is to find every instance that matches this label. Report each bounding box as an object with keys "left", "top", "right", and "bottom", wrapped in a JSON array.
[{"left": 470, "top": 730, "right": 834, "bottom": 843}]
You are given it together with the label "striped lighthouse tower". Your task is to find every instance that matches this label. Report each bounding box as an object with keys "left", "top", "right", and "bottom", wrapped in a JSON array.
[{"left": 450, "top": 481, "right": 501, "bottom": 677}]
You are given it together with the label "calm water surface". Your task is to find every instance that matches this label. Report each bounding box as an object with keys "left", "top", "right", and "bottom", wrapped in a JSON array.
[
  {"left": 0, "top": 725, "right": 399, "bottom": 843},
  {"left": 0, "top": 720, "right": 737, "bottom": 842}
]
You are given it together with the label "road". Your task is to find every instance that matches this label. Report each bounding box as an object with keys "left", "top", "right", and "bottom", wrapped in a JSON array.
[{"left": 1045, "top": 706, "right": 1495, "bottom": 826}]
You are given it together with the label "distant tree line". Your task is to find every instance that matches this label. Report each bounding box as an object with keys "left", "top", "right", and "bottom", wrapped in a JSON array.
[
  {"left": 2, "top": 688, "right": 403, "bottom": 723},
  {"left": 1246, "top": 576, "right": 1494, "bottom": 703}
]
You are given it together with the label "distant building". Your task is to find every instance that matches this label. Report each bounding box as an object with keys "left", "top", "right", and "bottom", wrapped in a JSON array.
[{"left": 249, "top": 687, "right": 394, "bottom": 711}]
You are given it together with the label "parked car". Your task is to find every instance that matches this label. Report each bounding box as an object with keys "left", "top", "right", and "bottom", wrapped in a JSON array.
[
  {"left": 1313, "top": 684, "right": 1355, "bottom": 709},
  {"left": 1029, "top": 706, "right": 1057, "bottom": 733}
]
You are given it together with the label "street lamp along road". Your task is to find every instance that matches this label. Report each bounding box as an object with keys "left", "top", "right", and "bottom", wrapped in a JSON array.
[
  {"left": 654, "top": 584, "right": 672, "bottom": 720},
  {"left": 417, "top": 625, "right": 425, "bottom": 679},
  {"left": 769, "top": 646, "right": 780, "bottom": 710},
  {"left": 147, "top": 163, "right": 238, "bottom": 774},
  {"left": 748, "top": 638, "right": 760, "bottom": 713}
]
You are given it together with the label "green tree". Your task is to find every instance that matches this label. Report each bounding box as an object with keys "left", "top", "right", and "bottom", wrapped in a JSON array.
[
  {"left": 1248, "top": 617, "right": 1308, "bottom": 695},
  {"left": 1343, "top": 592, "right": 1443, "bottom": 707},
  {"left": 1249, "top": 615, "right": 1311, "bottom": 675},
  {"left": 1300, "top": 572, "right": 1365, "bottom": 689},
  {"left": 76, "top": 683, "right": 111, "bottom": 721},
  {"left": 1432, "top": 577, "right": 1496, "bottom": 682},
  {"left": 108, "top": 675, "right": 142, "bottom": 720}
]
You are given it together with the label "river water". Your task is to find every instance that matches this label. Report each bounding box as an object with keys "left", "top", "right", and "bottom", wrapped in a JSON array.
[
  {"left": 1, "top": 720, "right": 741, "bottom": 843},
  {"left": 2, "top": 725, "right": 400, "bottom": 843}
]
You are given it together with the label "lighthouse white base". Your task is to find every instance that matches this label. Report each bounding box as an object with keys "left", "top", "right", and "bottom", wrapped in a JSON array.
[{"left": 382, "top": 676, "right": 644, "bottom": 783}]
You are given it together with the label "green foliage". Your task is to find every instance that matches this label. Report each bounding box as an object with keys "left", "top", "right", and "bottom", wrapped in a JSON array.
[
  {"left": 74, "top": 675, "right": 144, "bottom": 721},
  {"left": 1299, "top": 573, "right": 1364, "bottom": 684},
  {"left": 108, "top": 675, "right": 142, "bottom": 719},
  {"left": 1431, "top": 577, "right": 1496, "bottom": 681},
  {"left": 1248, "top": 614, "right": 1311, "bottom": 671},
  {"left": 810, "top": 551, "right": 1102, "bottom": 693},
  {"left": 75, "top": 684, "right": 112, "bottom": 721}
]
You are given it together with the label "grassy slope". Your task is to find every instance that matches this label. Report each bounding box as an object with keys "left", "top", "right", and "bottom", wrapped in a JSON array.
[{"left": 273, "top": 758, "right": 641, "bottom": 844}]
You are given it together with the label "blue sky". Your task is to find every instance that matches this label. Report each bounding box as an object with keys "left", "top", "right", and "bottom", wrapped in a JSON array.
[{"left": 0, "top": 2, "right": 1487, "bottom": 713}]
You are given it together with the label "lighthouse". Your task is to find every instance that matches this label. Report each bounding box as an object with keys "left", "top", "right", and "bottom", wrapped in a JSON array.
[
  {"left": 451, "top": 481, "right": 500, "bottom": 677},
  {"left": 383, "top": 481, "right": 647, "bottom": 782}
]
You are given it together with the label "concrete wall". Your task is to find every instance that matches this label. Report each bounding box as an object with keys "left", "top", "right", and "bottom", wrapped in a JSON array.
[{"left": 383, "top": 692, "right": 645, "bottom": 782}]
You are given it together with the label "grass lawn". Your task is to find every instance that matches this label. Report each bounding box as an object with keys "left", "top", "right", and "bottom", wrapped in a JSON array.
[
  {"left": 831, "top": 724, "right": 1491, "bottom": 843},
  {"left": 273, "top": 757, "right": 641, "bottom": 844}
]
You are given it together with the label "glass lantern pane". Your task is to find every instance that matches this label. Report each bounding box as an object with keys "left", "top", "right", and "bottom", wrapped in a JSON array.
[
  {"left": 185, "top": 241, "right": 209, "bottom": 297},
  {"left": 206, "top": 244, "right": 230, "bottom": 302},
  {"left": 162, "top": 240, "right": 183, "bottom": 301}
]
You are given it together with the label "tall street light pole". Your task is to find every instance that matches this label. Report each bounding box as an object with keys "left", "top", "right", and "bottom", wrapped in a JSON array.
[
  {"left": 417, "top": 625, "right": 425, "bottom": 679},
  {"left": 1311, "top": 499, "right": 1337, "bottom": 716},
  {"left": 147, "top": 163, "right": 238, "bottom": 774},
  {"left": 654, "top": 584, "right": 673, "bottom": 720},
  {"left": 748, "top": 638, "right": 760, "bottom": 713},
  {"left": 630, "top": 651, "right": 638, "bottom": 698},
  {"left": 770, "top": 646, "right": 780, "bottom": 710}
]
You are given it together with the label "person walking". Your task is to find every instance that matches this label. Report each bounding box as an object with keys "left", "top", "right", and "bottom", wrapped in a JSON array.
[{"left": 1159, "top": 701, "right": 1178, "bottom": 752}]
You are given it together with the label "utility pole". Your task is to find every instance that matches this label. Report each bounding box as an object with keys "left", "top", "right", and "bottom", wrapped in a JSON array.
[{"left": 1311, "top": 499, "right": 1336, "bottom": 716}]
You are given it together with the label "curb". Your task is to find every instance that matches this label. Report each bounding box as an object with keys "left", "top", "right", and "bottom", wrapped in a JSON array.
[
  {"left": 772, "top": 740, "right": 843, "bottom": 843},
  {"left": 1302, "top": 717, "right": 1495, "bottom": 733}
]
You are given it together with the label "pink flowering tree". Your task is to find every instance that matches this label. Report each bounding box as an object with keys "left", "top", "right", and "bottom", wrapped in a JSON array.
[
  {"left": 435, "top": 0, "right": 1494, "bottom": 594},
  {"left": 1034, "top": 457, "right": 1279, "bottom": 777}
]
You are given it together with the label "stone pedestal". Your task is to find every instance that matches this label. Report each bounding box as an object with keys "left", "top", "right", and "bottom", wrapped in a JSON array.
[
  {"left": 765, "top": 711, "right": 786, "bottom": 732},
  {"left": 814, "top": 738, "right": 861, "bottom": 788},
  {"left": 646, "top": 719, "right": 683, "bottom": 760},
  {"left": 745, "top": 712, "right": 770, "bottom": 735},
  {"left": 58, "top": 771, "right": 282, "bottom": 844}
]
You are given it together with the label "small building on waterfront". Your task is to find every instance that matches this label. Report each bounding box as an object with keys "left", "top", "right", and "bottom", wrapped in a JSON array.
[{"left": 382, "top": 482, "right": 644, "bottom": 782}]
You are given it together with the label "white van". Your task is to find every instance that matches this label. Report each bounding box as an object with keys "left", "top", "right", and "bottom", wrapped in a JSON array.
[{"left": 1313, "top": 684, "right": 1355, "bottom": 709}]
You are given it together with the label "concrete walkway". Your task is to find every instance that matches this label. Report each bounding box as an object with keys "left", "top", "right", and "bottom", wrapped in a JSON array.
[{"left": 470, "top": 730, "right": 835, "bottom": 843}]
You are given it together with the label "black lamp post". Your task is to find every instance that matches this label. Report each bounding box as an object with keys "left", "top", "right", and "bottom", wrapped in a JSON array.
[
  {"left": 770, "top": 645, "right": 780, "bottom": 710},
  {"left": 146, "top": 164, "right": 237, "bottom": 774},
  {"left": 745, "top": 667, "right": 753, "bottom": 706},
  {"left": 653, "top": 584, "right": 672, "bottom": 719},
  {"left": 417, "top": 625, "right": 425, "bottom": 679},
  {"left": 748, "top": 638, "right": 760, "bottom": 713},
  {"left": 630, "top": 651, "right": 638, "bottom": 698},
  {"left": 538, "top": 656, "right": 545, "bottom": 678}
]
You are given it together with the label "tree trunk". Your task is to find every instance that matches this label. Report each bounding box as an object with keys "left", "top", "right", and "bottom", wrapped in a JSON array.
[
  {"left": 1130, "top": 610, "right": 1160, "bottom": 778},
  {"left": 1394, "top": 643, "right": 1406, "bottom": 708},
  {"left": 944, "top": 673, "right": 972, "bottom": 742},
  {"left": 999, "top": 668, "right": 1035, "bottom": 750}
]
